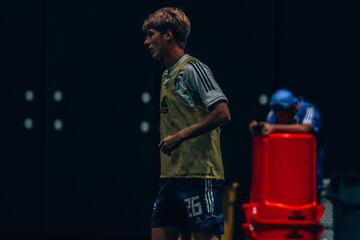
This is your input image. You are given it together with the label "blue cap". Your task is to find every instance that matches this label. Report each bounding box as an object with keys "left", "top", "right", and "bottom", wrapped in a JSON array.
[{"left": 270, "top": 89, "right": 298, "bottom": 110}]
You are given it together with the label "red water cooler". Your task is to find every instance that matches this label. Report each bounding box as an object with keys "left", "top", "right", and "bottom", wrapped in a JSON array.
[{"left": 242, "top": 134, "right": 324, "bottom": 239}]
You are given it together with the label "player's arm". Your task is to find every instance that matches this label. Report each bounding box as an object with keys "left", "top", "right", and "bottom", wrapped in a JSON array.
[
  {"left": 178, "top": 100, "right": 231, "bottom": 138},
  {"left": 259, "top": 106, "right": 318, "bottom": 135},
  {"left": 259, "top": 122, "right": 312, "bottom": 136},
  {"left": 159, "top": 101, "right": 230, "bottom": 155}
]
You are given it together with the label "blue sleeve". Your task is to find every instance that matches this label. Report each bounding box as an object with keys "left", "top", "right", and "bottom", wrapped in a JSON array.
[
  {"left": 301, "top": 106, "right": 322, "bottom": 132},
  {"left": 266, "top": 110, "right": 277, "bottom": 123}
]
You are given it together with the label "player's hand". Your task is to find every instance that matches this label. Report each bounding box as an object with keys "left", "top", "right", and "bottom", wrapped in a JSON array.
[
  {"left": 159, "top": 133, "right": 183, "bottom": 156},
  {"left": 249, "top": 120, "right": 258, "bottom": 129},
  {"left": 249, "top": 120, "right": 264, "bottom": 135},
  {"left": 260, "top": 122, "right": 274, "bottom": 136}
]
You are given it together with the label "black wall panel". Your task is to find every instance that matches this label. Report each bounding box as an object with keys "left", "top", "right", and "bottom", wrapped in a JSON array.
[{"left": 0, "top": 0, "right": 43, "bottom": 233}]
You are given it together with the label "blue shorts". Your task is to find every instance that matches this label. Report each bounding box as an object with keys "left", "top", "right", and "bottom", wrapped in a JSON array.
[{"left": 151, "top": 178, "right": 224, "bottom": 235}]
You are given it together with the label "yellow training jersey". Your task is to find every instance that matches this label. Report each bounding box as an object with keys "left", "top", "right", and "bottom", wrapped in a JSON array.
[{"left": 159, "top": 56, "right": 225, "bottom": 180}]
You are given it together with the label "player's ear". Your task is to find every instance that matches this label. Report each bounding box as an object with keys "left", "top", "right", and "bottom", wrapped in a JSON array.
[{"left": 163, "top": 28, "right": 175, "bottom": 42}]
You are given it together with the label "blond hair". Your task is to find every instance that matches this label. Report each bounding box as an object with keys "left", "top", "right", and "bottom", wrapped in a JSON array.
[{"left": 143, "top": 7, "right": 191, "bottom": 49}]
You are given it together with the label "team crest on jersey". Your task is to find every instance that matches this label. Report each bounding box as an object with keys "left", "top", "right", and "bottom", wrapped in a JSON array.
[{"left": 160, "top": 96, "right": 169, "bottom": 113}]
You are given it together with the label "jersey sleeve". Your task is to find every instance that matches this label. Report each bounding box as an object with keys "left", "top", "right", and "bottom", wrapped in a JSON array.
[
  {"left": 302, "top": 106, "right": 321, "bottom": 132},
  {"left": 266, "top": 110, "right": 277, "bottom": 123},
  {"left": 184, "top": 60, "right": 228, "bottom": 110}
]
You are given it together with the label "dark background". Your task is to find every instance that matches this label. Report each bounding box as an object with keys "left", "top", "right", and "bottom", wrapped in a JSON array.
[{"left": 1, "top": 0, "right": 359, "bottom": 239}]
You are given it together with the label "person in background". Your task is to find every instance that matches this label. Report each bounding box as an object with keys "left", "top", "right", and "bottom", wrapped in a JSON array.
[{"left": 249, "top": 89, "right": 324, "bottom": 199}]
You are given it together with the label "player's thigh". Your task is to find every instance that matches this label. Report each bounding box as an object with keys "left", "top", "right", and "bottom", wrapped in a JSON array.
[
  {"left": 152, "top": 227, "right": 182, "bottom": 240},
  {"left": 152, "top": 179, "right": 188, "bottom": 229},
  {"left": 183, "top": 179, "right": 224, "bottom": 236}
]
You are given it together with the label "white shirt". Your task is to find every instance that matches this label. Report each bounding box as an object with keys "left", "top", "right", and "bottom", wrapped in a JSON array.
[{"left": 163, "top": 54, "right": 228, "bottom": 110}]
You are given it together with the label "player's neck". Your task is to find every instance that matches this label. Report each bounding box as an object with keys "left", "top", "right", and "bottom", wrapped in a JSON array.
[{"left": 163, "top": 46, "right": 185, "bottom": 69}]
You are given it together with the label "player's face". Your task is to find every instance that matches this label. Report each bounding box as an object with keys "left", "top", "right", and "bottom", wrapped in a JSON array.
[
  {"left": 274, "top": 109, "right": 295, "bottom": 123},
  {"left": 144, "top": 29, "right": 167, "bottom": 60}
]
